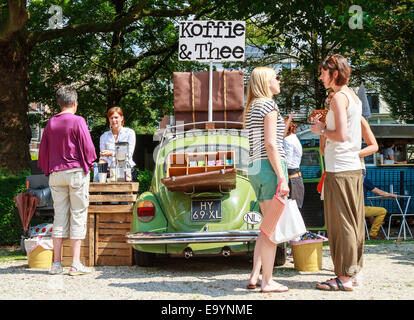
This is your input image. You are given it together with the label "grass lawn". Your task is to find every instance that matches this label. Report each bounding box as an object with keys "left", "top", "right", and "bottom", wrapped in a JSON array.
[{"left": 0, "top": 247, "right": 27, "bottom": 263}]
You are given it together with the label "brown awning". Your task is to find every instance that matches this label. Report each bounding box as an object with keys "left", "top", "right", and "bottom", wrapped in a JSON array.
[{"left": 370, "top": 124, "right": 414, "bottom": 139}]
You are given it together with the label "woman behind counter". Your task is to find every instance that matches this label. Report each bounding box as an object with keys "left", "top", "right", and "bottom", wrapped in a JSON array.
[{"left": 100, "top": 106, "right": 137, "bottom": 180}]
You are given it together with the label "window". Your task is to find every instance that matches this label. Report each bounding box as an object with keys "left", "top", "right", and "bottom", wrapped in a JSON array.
[
  {"left": 28, "top": 103, "right": 42, "bottom": 142},
  {"left": 367, "top": 93, "right": 379, "bottom": 113},
  {"left": 31, "top": 125, "right": 40, "bottom": 141},
  {"left": 407, "top": 144, "right": 414, "bottom": 164}
]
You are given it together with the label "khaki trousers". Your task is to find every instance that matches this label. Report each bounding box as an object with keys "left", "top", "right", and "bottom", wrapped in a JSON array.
[
  {"left": 324, "top": 170, "right": 365, "bottom": 277},
  {"left": 365, "top": 206, "right": 386, "bottom": 237},
  {"left": 49, "top": 168, "right": 90, "bottom": 239}
]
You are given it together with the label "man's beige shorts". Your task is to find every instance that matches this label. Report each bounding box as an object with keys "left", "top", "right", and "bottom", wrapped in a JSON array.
[{"left": 49, "top": 168, "right": 90, "bottom": 239}]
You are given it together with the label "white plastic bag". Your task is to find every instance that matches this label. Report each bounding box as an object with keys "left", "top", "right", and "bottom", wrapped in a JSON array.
[{"left": 270, "top": 199, "right": 306, "bottom": 244}]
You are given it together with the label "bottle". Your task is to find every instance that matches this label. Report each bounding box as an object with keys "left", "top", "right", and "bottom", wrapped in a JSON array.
[
  {"left": 125, "top": 156, "right": 132, "bottom": 182},
  {"left": 93, "top": 163, "right": 99, "bottom": 182},
  {"left": 109, "top": 155, "right": 117, "bottom": 182},
  {"left": 117, "top": 166, "right": 125, "bottom": 182},
  {"left": 116, "top": 154, "right": 125, "bottom": 182}
]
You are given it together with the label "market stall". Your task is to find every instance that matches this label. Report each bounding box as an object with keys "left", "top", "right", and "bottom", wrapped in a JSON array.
[
  {"left": 364, "top": 125, "right": 414, "bottom": 216},
  {"left": 61, "top": 182, "right": 139, "bottom": 267}
]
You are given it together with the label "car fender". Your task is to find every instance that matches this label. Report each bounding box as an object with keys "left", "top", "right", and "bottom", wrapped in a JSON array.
[{"left": 131, "top": 191, "right": 167, "bottom": 233}]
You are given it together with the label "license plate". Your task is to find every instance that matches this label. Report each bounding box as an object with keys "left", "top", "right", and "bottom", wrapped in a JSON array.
[{"left": 191, "top": 199, "right": 222, "bottom": 221}]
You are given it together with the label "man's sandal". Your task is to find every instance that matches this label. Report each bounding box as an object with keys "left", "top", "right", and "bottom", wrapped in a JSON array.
[{"left": 316, "top": 278, "right": 353, "bottom": 292}]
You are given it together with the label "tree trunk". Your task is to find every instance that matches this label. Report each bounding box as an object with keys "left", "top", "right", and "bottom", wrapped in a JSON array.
[
  {"left": 0, "top": 34, "right": 32, "bottom": 172},
  {"left": 313, "top": 69, "right": 326, "bottom": 109}
]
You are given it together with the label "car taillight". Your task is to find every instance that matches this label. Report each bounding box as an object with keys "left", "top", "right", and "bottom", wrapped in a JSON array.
[{"left": 137, "top": 200, "right": 155, "bottom": 222}]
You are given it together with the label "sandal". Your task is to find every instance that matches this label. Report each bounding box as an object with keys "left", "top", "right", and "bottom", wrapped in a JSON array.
[
  {"left": 69, "top": 262, "right": 91, "bottom": 276},
  {"left": 246, "top": 279, "right": 262, "bottom": 289},
  {"left": 49, "top": 261, "right": 63, "bottom": 275},
  {"left": 316, "top": 277, "right": 353, "bottom": 292},
  {"left": 260, "top": 282, "right": 289, "bottom": 293}
]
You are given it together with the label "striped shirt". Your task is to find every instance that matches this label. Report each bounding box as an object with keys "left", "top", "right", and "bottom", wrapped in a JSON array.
[{"left": 245, "top": 98, "right": 286, "bottom": 163}]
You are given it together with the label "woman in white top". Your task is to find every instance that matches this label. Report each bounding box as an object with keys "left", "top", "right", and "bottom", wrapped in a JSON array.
[
  {"left": 283, "top": 113, "right": 304, "bottom": 208},
  {"left": 100, "top": 107, "right": 136, "bottom": 169},
  {"left": 310, "top": 54, "right": 364, "bottom": 292}
]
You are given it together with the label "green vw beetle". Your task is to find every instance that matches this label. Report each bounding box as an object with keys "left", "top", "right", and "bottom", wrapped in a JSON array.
[{"left": 126, "top": 121, "right": 287, "bottom": 266}]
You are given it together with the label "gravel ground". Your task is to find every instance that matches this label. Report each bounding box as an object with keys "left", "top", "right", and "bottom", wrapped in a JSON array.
[{"left": 0, "top": 242, "right": 413, "bottom": 300}]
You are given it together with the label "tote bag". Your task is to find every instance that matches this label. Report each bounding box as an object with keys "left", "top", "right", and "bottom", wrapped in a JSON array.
[
  {"left": 269, "top": 199, "right": 306, "bottom": 244},
  {"left": 260, "top": 182, "right": 286, "bottom": 239}
]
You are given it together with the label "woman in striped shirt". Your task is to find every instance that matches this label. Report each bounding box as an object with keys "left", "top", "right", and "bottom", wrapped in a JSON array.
[{"left": 245, "top": 67, "right": 289, "bottom": 293}]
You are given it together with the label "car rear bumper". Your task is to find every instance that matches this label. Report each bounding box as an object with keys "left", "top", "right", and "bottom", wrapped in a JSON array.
[{"left": 126, "top": 230, "right": 259, "bottom": 244}]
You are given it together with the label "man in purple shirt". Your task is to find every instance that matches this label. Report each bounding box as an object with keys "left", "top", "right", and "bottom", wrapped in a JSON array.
[{"left": 38, "top": 86, "right": 96, "bottom": 276}]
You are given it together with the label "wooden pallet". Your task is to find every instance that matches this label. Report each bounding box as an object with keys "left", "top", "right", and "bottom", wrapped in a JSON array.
[{"left": 89, "top": 182, "right": 139, "bottom": 266}]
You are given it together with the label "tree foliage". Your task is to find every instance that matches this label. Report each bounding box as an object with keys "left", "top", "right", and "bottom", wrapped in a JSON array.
[
  {"left": 1, "top": 0, "right": 413, "bottom": 173},
  {"left": 229, "top": 0, "right": 377, "bottom": 114},
  {"left": 0, "top": 0, "right": 253, "bottom": 171},
  {"left": 363, "top": 0, "right": 414, "bottom": 122}
]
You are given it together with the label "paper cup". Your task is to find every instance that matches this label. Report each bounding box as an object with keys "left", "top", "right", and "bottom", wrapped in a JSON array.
[{"left": 98, "top": 173, "right": 107, "bottom": 183}]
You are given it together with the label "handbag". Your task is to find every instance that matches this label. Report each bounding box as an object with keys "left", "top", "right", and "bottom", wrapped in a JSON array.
[
  {"left": 269, "top": 199, "right": 307, "bottom": 244},
  {"left": 259, "top": 181, "right": 286, "bottom": 239}
]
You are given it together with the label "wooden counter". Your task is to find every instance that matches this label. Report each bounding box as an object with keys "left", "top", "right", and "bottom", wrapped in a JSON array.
[
  {"left": 62, "top": 182, "right": 139, "bottom": 267},
  {"left": 376, "top": 164, "right": 414, "bottom": 167}
]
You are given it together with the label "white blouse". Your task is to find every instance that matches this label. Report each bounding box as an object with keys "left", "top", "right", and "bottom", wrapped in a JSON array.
[
  {"left": 283, "top": 133, "right": 303, "bottom": 169},
  {"left": 99, "top": 127, "right": 136, "bottom": 167}
]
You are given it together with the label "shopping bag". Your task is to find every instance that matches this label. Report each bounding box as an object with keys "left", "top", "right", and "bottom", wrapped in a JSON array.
[
  {"left": 317, "top": 170, "right": 326, "bottom": 200},
  {"left": 259, "top": 182, "right": 286, "bottom": 239},
  {"left": 317, "top": 171, "right": 326, "bottom": 194},
  {"left": 269, "top": 199, "right": 306, "bottom": 244}
]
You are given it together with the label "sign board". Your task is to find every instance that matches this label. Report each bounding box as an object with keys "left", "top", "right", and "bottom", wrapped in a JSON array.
[{"left": 178, "top": 20, "right": 245, "bottom": 62}]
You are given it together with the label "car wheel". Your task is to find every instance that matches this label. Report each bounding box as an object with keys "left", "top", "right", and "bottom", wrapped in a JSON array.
[
  {"left": 275, "top": 243, "right": 286, "bottom": 266},
  {"left": 133, "top": 249, "right": 155, "bottom": 267}
]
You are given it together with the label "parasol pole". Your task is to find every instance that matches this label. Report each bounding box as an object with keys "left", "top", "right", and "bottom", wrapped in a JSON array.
[{"left": 208, "top": 61, "right": 213, "bottom": 123}]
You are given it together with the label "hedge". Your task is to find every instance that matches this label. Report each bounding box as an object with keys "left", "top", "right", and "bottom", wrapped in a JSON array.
[
  {"left": 0, "top": 168, "right": 30, "bottom": 245},
  {"left": 0, "top": 167, "right": 154, "bottom": 245}
]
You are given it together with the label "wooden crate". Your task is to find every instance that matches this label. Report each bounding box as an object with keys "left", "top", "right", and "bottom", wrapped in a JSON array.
[
  {"left": 167, "top": 151, "right": 235, "bottom": 178},
  {"left": 89, "top": 182, "right": 139, "bottom": 266},
  {"left": 61, "top": 212, "right": 95, "bottom": 267}
]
